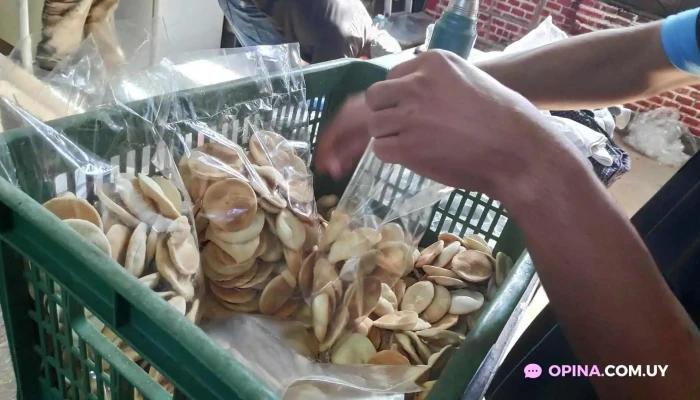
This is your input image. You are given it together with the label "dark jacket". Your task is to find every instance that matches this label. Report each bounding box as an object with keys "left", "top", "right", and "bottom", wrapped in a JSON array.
[{"left": 248, "top": 0, "right": 377, "bottom": 63}]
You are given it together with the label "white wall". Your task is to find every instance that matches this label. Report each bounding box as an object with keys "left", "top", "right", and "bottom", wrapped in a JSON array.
[
  {"left": 0, "top": 0, "right": 223, "bottom": 53},
  {"left": 0, "top": 0, "right": 43, "bottom": 47},
  {"left": 115, "top": 0, "right": 224, "bottom": 56}
]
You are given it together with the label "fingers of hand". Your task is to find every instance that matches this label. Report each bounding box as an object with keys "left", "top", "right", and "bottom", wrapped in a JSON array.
[
  {"left": 367, "top": 106, "right": 408, "bottom": 139},
  {"left": 386, "top": 55, "right": 425, "bottom": 80},
  {"left": 365, "top": 74, "right": 418, "bottom": 111},
  {"left": 388, "top": 49, "right": 461, "bottom": 81},
  {"left": 315, "top": 94, "right": 370, "bottom": 177},
  {"left": 372, "top": 135, "right": 403, "bottom": 165}
]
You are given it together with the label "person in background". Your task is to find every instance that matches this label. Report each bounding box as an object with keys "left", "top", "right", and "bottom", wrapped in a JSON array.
[
  {"left": 218, "top": 0, "right": 402, "bottom": 64},
  {"left": 316, "top": 8, "right": 700, "bottom": 399}
]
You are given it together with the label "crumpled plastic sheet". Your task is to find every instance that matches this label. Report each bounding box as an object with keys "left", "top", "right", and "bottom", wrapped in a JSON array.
[
  {"left": 204, "top": 315, "right": 425, "bottom": 399},
  {"left": 624, "top": 108, "right": 691, "bottom": 167}
]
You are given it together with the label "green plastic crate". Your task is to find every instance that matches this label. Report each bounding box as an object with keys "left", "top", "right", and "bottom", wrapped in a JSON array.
[{"left": 0, "top": 60, "right": 535, "bottom": 400}]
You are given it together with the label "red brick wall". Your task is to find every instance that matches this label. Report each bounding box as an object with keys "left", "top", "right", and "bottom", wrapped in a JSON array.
[{"left": 424, "top": 0, "right": 700, "bottom": 134}]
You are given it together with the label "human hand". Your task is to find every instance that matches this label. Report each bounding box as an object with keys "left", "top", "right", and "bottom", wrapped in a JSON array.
[
  {"left": 315, "top": 94, "right": 372, "bottom": 180},
  {"left": 316, "top": 50, "right": 582, "bottom": 201}
]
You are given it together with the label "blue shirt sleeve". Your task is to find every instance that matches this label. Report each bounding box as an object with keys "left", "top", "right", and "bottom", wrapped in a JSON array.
[{"left": 661, "top": 8, "right": 700, "bottom": 75}]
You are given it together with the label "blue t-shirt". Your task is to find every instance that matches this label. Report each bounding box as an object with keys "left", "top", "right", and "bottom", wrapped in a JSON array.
[{"left": 662, "top": 8, "right": 700, "bottom": 75}]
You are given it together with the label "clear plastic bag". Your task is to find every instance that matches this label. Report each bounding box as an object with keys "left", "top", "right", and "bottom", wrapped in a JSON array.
[
  {"left": 0, "top": 64, "right": 204, "bottom": 400},
  {"left": 624, "top": 108, "right": 691, "bottom": 167},
  {"left": 304, "top": 142, "right": 453, "bottom": 364},
  {"left": 0, "top": 19, "right": 173, "bottom": 132},
  {"left": 204, "top": 314, "right": 426, "bottom": 399},
  {"left": 0, "top": 53, "right": 203, "bottom": 318},
  {"left": 159, "top": 45, "right": 321, "bottom": 320}
]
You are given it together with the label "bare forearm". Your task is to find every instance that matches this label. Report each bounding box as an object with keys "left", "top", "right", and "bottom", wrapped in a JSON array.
[
  {"left": 501, "top": 139, "right": 700, "bottom": 398},
  {"left": 477, "top": 22, "right": 699, "bottom": 110}
]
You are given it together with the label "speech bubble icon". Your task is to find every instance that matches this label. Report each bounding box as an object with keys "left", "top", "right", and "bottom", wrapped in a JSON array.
[{"left": 524, "top": 363, "right": 542, "bottom": 378}]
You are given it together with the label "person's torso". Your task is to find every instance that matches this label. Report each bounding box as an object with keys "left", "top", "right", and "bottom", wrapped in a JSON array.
[{"left": 249, "top": 0, "right": 376, "bottom": 61}]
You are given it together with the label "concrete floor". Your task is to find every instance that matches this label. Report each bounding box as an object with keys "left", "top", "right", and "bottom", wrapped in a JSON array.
[{"left": 0, "top": 142, "right": 681, "bottom": 398}]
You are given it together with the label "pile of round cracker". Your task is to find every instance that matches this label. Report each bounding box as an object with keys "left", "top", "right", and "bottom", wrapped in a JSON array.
[
  {"left": 278, "top": 208, "right": 514, "bottom": 399},
  {"left": 42, "top": 172, "right": 202, "bottom": 396},
  {"left": 40, "top": 128, "right": 518, "bottom": 399},
  {"left": 178, "top": 132, "right": 320, "bottom": 319},
  {"left": 42, "top": 173, "right": 201, "bottom": 316}
]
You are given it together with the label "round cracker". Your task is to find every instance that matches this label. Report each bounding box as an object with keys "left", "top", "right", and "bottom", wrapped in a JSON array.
[
  {"left": 463, "top": 234, "right": 491, "bottom": 255},
  {"left": 64, "top": 219, "right": 111, "bottom": 257},
  {"left": 189, "top": 143, "right": 245, "bottom": 179},
  {"left": 153, "top": 176, "right": 183, "bottom": 212},
  {"left": 187, "top": 150, "right": 242, "bottom": 181},
  {"left": 168, "top": 234, "right": 200, "bottom": 276},
  {"left": 250, "top": 131, "right": 295, "bottom": 167},
  {"left": 283, "top": 247, "right": 303, "bottom": 281},
  {"left": 209, "top": 281, "right": 257, "bottom": 304},
  {"left": 253, "top": 165, "right": 286, "bottom": 190},
  {"left": 207, "top": 234, "right": 260, "bottom": 264},
  {"left": 238, "top": 262, "right": 274, "bottom": 289},
  {"left": 155, "top": 236, "right": 195, "bottom": 300},
  {"left": 201, "top": 242, "right": 256, "bottom": 277},
  {"left": 202, "top": 178, "right": 257, "bottom": 232},
  {"left": 138, "top": 174, "right": 180, "bottom": 219},
  {"left": 44, "top": 196, "right": 103, "bottom": 231},
  {"left": 188, "top": 175, "right": 218, "bottom": 203},
  {"left": 217, "top": 297, "right": 259, "bottom": 313},
  {"left": 125, "top": 222, "right": 148, "bottom": 277},
  {"left": 57, "top": 191, "right": 76, "bottom": 198},
  {"left": 367, "top": 350, "right": 410, "bottom": 366},
  {"left": 275, "top": 209, "right": 306, "bottom": 250},
  {"left": 259, "top": 195, "right": 286, "bottom": 213},
  {"left": 259, "top": 274, "right": 295, "bottom": 315},
  {"left": 206, "top": 209, "right": 264, "bottom": 244},
  {"left": 260, "top": 225, "right": 283, "bottom": 262},
  {"left": 106, "top": 224, "right": 132, "bottom": 265},
  {"left": 285, "top": 179, "right": 314, "bottom": 206},
  {"left": 116, "top": 178, "right": 166, "bottom": 231},
  {"left": 145, "top": 228, "right": 158, "bottom": 267},
  {"left": 277, "top": 154, "right": 307, "bottom": 179},
  {"left": 96, "top": 187, "right": 140, "bottom": 228},
  {"left": 139, "top": 273, "right": 160, "bottom": 289},
  {"left": 211, "top": 261, "right": 259, "bottom": 288}
]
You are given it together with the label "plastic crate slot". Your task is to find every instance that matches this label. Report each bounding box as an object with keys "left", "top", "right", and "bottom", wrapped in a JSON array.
[
  {"left": 273, "top": 105, "right": 286, "bottom": 129},
  {"left": 92, "top": 353, "right": 107, "bottom": 400},
  {"left": 55, "top": 173, "right": 68, "bottom": 196},
  {"left": 482, "top": 209, "right": 496, "bottom": 235},
  {"left": 433, "top": 190, "right": 458, "bottom": 232},
  {"left": 46, "top": 280, "right": 68, "bottom": 395},
  {"left": 450, "top": 193, "right": 470, "bottom": 234},
  {"left": 126, "top": 150, "right": 137, "bottom": 177},
  {"left": 78, "top": 338, "right": 92, "bottom": 397},
  {"left": 110, "top": 155, "right": 120, "bottom": 171},
  {"left": 62, "top": 301, "right": 81, "bottom": 400},
  {"left": 141, "top": 146, "right": 152, "bottom": 177},
  {"left": 223, "top": 119, "right": 234, "bottom": 142},
  {"left": 25, "top": 264, "right": 54, "bottom": 385}
]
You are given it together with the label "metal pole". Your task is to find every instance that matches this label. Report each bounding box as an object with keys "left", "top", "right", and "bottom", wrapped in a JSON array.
[
  {"left": 527, "top": 0, "right": 547, "bottom": 30},
  {"left": 18, "top": 0, "right": 32, "bottom": 71},
  {"left": 151, "top": 0, "right": 163, "bottom": 66}
]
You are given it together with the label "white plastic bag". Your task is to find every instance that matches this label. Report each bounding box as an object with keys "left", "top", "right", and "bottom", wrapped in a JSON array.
[
  {"left": 624, "top": 108, "right": 691, "bottom": 167},
  {"left": 204, "top": 315, "right": 426, "bottom": 399},
  {"left": 503, "top": 16, "right": 568, "bottom": 54}
]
